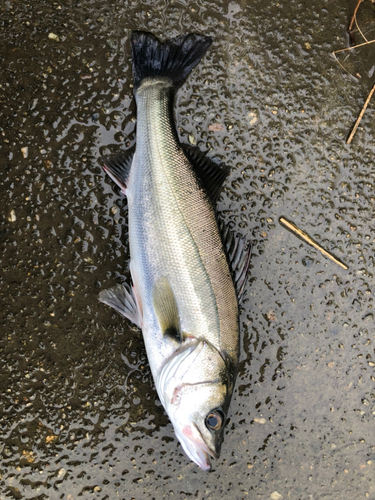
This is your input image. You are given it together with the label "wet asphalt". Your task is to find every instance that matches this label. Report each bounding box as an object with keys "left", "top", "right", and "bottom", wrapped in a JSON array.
[{"left": 1, "top": 0, "right": 375, "bottom": 498}]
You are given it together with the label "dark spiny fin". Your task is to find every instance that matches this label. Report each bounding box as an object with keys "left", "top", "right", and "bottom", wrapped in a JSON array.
[
  {"left": 103, "top": 148, "right": 134, "bottom": 193},
  {"left": 152, "top": 276, "right": 182, "bottom": 343},
  {"left": 99, "top": 283, "right": 142, "bottom": 329},
  {"left": 131, "top": 31, "right": 212, "bottom": 90},
  {"left": 182, "top": 145, "right": 231, "bottom": 205},
  {"left": 218, "top": 219, "right": 252, "bottom": 303}
]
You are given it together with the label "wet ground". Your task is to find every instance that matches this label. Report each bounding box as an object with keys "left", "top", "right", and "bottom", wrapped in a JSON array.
[{"left": 1, "top": 0, "right": 375, "bottom": 498}]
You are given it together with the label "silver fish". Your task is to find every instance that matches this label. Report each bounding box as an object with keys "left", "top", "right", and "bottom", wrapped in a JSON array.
[{"left": 99, "top": 31, "right": 251, "bottom": 471}]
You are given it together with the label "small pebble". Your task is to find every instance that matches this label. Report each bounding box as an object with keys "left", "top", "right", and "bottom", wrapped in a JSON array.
[
  {"left": 254, "top": 417, "right": 266, "bottom": 424},
  {"left": 48, "top": 32, "right": 60, "bottom": 42},
  {"left": 21, "top": 146, "right": 28, "bottom": 158},
  {"left": 57, "top": 468, "right": 65, "bottom": 478},
  {"left": 8, "top": 209, "right": 16, "bottom": 222},
  {"left": 188, "top": 134, "right": 196, "bottom": 145},
  {"left": 270, "top": 492, "right": 283, "bottom": 500},
  {"left": 247, "top": 111, "right": 258, "bottom": 125},
  {"left": 266, "top": 310, "right": 277, "bottom": 321}
]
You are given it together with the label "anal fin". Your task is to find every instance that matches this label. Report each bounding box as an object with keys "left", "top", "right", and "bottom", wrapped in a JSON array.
[
  {"left": 103, "top": 148, "right": 135, "bottom": 193},
  {"left": 99, "top": 282, "right": 142, "bottom": 329}
]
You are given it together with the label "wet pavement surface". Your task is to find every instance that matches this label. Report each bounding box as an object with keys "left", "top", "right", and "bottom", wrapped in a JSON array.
[{"left": 1, "top": 0, "right": 375, "bottom": 498}]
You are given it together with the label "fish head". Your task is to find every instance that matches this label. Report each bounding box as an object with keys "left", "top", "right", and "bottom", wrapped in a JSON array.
[{"left": 157, "top": 340, "right": 235, "bottom": 471}]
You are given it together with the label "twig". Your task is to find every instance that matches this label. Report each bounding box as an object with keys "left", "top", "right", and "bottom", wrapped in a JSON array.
[
  {"left": 333, "top": 37, "right": 375, "bottom": 55},
  {"left": 346, "top": 82, "right": 375, "bottom": 143},
  {"left": 332, "top": 1, "right": 375, "bottom": 141},
  {"left": 355, "top": 13, "right": 369, "bottom": 42},
  {"left": 348, "top": 0, "right": 364, "bottom": 34},
  {"left": 331, "top": 38, "right": 375, "bottom": 79},
  {"left": 333, "top": 0, "right": 375, "bottom": 75},
  {"left": 279, "top": 217, "right": 348, "bottom": 270}
]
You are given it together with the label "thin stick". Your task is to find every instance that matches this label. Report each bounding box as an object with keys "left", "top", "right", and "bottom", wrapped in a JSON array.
[
  {"left": 346, "top": 82, "right": 375, "bottom": 143},
  {"left": 333, "top": 37, "right": 375, "bottom": 55},
  {"left": 331, "top": 38, "right": 375, "bottom": 77},
  {"left": 279, "top": 217, "right": 348, "bottom": 270},
  {"left": 355, "top": 14, "right": 369, "bottom": 42},
  {"left": 348, "top": 0, "right": 364, "bottom": 34},
  {"left": 331, "top": 52, "right": 358, "bottom": 79},
  {"left": 333, "top": 0, "right": 375, "bottom": 75}
]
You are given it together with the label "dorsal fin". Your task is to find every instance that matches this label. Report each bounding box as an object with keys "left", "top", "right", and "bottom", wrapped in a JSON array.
[
  {"left": 99, "top": 283, "right": 142, "bottom": 328},
  {"left": 103, "top": 148, "right": 135, "bottom": 193},
  {"left": 152, "top": 277, "right": 182, "bottom": 343},
  {"left": 218, "top": 219, "right": 252, "bottom": 303},
  {"left": 182, "top": 145, "right": 230, "bottom": 205}
]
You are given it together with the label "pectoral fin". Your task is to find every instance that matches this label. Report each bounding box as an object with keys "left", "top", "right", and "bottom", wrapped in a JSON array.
[
  {"left": 152, "top": 277, "right": 182, "bottom": 343},
  {"left": 99, "top": 282, "right": 142, "bottom": 329}
]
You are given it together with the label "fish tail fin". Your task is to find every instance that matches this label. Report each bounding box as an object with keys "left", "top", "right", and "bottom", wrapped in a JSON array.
[{"left": 131, "top": 31, "right": 212, "bottom": 90}]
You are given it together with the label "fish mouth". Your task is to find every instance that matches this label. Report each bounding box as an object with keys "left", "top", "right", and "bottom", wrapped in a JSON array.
[{"left": 176, "top": 421, "right": 217, "bottom": 471}]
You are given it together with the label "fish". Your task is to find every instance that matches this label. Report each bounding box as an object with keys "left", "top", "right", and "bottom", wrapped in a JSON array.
[{"left": 99, "top": 31, "right": 251, "bottom": 471}]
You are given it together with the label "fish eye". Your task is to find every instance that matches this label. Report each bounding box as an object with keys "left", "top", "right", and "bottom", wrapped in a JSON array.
[{"left": 205, "top": 410, "right": 224, "bottom": 431}]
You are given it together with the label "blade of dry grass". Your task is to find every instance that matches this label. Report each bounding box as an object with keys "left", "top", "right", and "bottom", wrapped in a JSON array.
[
  {"left": 332, "top": 0, "right": 375, "bottom": 142},
  {"left": 279, "top": 217, "right": 349, "bottom": 270},
  {"left": 346, "top": 82, "right": 375, "bottom": 143}
]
